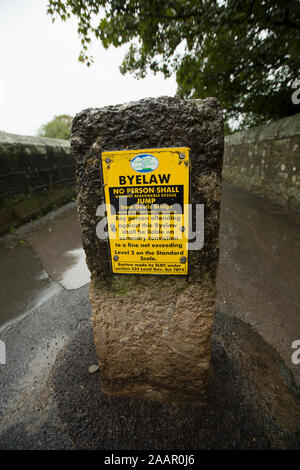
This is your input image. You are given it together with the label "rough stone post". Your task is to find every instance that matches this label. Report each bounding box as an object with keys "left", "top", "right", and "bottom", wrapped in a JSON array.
[{"left": 71, "top": 96, "right": 223, "bottom": 403}]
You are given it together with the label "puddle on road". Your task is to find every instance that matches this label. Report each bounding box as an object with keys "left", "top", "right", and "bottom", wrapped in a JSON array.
[
  {"left": 26, "top": 207, "right": 90, "bottom": 291},
  {"left": 58, "top": 248, "right": 91, "bottom": 290},
  {"left": 0, "top": 241, "right": 62, "bottom": 327}
]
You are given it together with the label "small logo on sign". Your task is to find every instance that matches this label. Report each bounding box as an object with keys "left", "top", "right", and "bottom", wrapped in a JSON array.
[{"left": 131, "top": 154, "right": 158, "bottom": 173}]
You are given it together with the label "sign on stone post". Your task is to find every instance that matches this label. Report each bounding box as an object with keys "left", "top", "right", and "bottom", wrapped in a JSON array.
[
  {"left": 101, "top": 147, "right": 190, "bottom": 275},
  {"left": 71, "top": 97, "right": 223, "bottom": 403}
]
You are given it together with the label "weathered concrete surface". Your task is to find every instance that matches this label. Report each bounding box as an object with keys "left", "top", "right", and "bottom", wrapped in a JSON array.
[
  {"left": 71, "top": 96, "right": 224, "bottom": 402},
  {"left": 0, "top": 130, "right": 75, "bottom": 234},
  {"left": 224, "top": 113, "right": 300, "bottom": 213},
  {"left": 90, "top": 277, "right": 215, "bottom": 402}
]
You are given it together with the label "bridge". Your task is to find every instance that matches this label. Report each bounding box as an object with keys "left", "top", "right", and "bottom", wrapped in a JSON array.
[{"left": 0, "top": 112, "right": 299, "bottom": 449}]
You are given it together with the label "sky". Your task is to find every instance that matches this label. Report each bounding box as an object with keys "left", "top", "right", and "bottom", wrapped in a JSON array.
[{"left": 0, "top": 0, "right": 177, "bottom": 136}]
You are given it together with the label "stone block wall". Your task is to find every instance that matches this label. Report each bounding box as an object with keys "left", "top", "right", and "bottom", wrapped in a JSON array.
[
  {"left": 223, "top": 113, "right": 300, "bottom": 212},
  {"left": 2, "top": 110, "right": 298, "bottom": 236},
  {"left": 0, "top": 131, "right": 75, "bottom": 234}
]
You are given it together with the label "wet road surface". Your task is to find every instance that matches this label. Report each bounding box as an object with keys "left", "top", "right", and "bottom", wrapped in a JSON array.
[
  {"left": 0, "top": 241, "right": 62, "bottom": 326},
  {"left": 217, "top": 183, "right": 300, "bottom": 385},
  {"left": 0, "top": 204, "right": 90, "bottom": 327},
  {"left": 0, "top": 183, "right": 298, "bottom": 383},
  {"left": 0, "top": 183, "right": 299, "bottom": 449},
  {"left": 26, "top": 206, "right": 90, "bottom": 290}
]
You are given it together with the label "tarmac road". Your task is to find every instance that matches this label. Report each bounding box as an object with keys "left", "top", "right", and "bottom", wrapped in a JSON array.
[{"left": 0, "top": 183, "right": 299, "bottom": 449}]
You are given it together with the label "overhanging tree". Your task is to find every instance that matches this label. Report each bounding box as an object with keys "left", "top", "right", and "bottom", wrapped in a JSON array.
[
  {"left": 37, "top": 114, "right": 73, "bottom": 140},
  {"left": 47, "top": 0, "right": 300, "bottom": 129}
]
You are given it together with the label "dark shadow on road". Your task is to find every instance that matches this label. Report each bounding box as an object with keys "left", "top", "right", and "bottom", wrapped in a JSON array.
[{"left": 2, "top": 311, "right": 297, "bottom": 450}]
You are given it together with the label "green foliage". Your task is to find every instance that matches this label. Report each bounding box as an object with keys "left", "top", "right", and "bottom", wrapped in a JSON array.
[
  {"left": 47, "top": 0, "right": 300, "bottom": 128},
  {"left": 224, "top": 120, "right": 234, "bottom": 136},
  {"left": 37, "top": 114, "right": 73, "bottom": 140}
]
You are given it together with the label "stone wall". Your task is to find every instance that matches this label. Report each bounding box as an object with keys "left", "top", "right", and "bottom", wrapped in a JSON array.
[
  {"left": 3, "top": 110, "right": 298, "bottom": 236},
  {"left": 0, "top": 131, "right": 75, "bottom": 234},
  {"left": 223, "top": 113, "right": 300, "bottom": 213}
]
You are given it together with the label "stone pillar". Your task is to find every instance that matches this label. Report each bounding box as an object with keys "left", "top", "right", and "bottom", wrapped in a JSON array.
[{"left": 71, "top": 97, "right": 223, "bottom": 403}]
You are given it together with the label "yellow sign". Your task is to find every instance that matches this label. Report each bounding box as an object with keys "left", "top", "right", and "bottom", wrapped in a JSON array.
[{"left": 101, "top": 147, "right": 190, "bottom": 275}]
